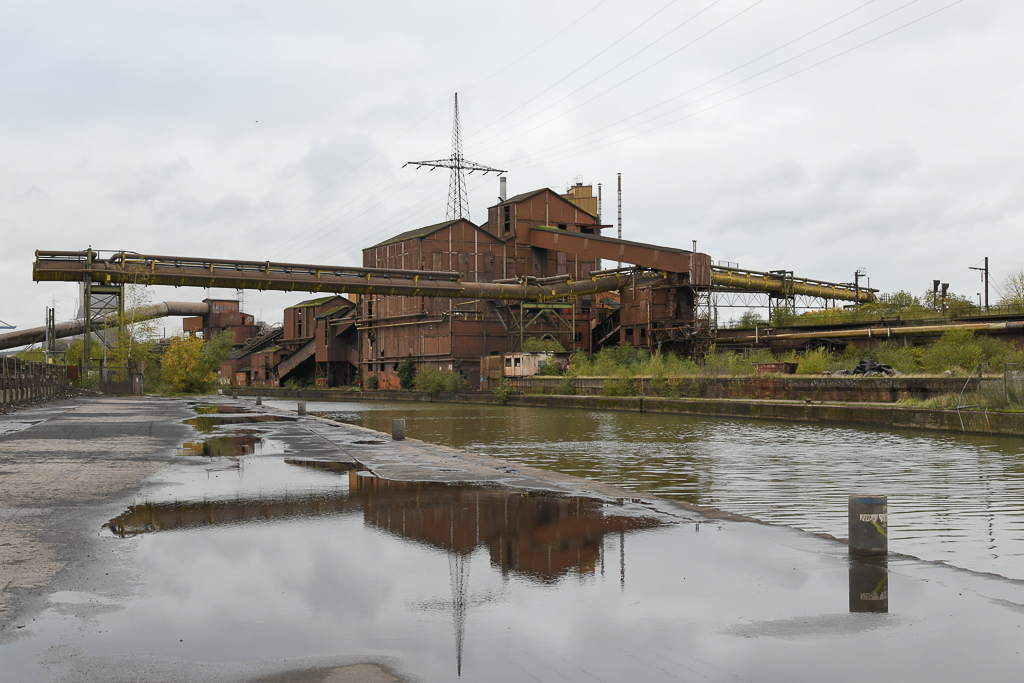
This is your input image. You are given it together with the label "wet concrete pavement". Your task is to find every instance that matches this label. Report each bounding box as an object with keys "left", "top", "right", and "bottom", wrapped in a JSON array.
[
  {"left": 0, "top": 397, "right": 193, "bottom": 620},
  {"left": 1, "top": 396, "right": 1024, "bottom": 682}
]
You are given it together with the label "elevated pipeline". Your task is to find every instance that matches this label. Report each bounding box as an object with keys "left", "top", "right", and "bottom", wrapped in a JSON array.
[
  {"left": 0, "top": 301, "right": 209, "bottom": 351},
  {"left": 725, "top": 320, "right": 1024, "bottom": 344},
  {"left": 710, "top": 269, "right": 876, "bottom": 304}
]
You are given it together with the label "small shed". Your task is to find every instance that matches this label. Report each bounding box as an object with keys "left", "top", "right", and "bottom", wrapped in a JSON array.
[{"left": 503, "top": 352, "right": 568, "bottom": 377}]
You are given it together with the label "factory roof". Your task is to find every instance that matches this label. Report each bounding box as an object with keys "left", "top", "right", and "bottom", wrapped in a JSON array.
[
  {"left": 367, "top": 218, "right": 479, "bottom": 249},
  {"left": 286, "top": 296, "right": 341, "bottom": 310},
  {"left": 488, "top": 187, "right": 598, "bottom": 220}
]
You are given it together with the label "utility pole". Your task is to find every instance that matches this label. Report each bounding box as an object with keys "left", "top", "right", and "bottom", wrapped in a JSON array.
[
  {"left": 83, "top": 249, "right": 92, "bottom": 371},
  {"left": 45, "top": 307, "right": 56, "bottom": 363},
  {"left": 969, "top": 257, "right": 989, "bottom": 312},
  {"left": 405, "top": 93, "right": 505, "bottom": 221}
]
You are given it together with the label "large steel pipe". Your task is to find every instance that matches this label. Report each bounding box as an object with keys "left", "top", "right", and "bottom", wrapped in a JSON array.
[
  {"left": 33, "top": 251, "right": 661, "bottom": 302},
  {"left": 0, "top": 301, "right": 210, "bottom": 351},
  {"left": 711, "top": 270, "right": 876, "bottom": 304},
  {"left": 725, "top": 320, "right": 1024, "bottom": 344}
]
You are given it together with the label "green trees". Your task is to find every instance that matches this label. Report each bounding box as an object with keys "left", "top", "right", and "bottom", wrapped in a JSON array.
[
  {"left": 109, "top": 284, "right": 158, "bottom": 373},
  {"left": 494, "top": 377, "right": 514, "bottom": 404},
  {"left": 522, "top": 336, "right": 565, "bottom": 352},
  {"left": 160, "top": 332, "right": 235, "bottom": 393},
  {"left": 999, "top": 269, "right": 1024, "bottom": 306},
  {"left": 414, "top": 367, "right": 466, "bottom": 398},
  {"left": 396, "top": 353, "right": 417, "bottom": 390}
]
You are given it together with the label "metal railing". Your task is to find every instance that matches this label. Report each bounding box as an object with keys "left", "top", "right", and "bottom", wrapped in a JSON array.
[{"left": 1, "top": 357, "right": 69, "bottom": 405}]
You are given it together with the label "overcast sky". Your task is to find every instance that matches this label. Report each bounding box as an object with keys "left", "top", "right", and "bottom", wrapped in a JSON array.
[{"left": 2, "top": 0, "right": 1019, "bottom": 332}]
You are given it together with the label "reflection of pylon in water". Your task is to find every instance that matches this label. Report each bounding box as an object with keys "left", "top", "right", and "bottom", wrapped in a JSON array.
[{"left": 449, "top": 550, "right": 470, "bottom": 677}]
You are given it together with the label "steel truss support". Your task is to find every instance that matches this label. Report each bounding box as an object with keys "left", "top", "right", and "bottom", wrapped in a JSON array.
[
  {"left": 82, "top": 266, "right": 123, "bottom": 370},
  {"left": 712, "top": 291, "right": 837, "bottom": 311},
  {"left": 495, "top": 301, "right": 576, "bottom": 352}
]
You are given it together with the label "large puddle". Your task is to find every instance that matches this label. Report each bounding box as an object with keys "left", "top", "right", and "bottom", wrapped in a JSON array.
[
  {"left": 266, "top": 399, "right": 1024, "bottom": 580},
  {"left": 92, "top": 459, "right": 727, "bottom": 681},
  {"left": 71, "top": 457, "right": 927, "bottom": 682},
  {"left": 106, "top": 465, "right": 660, "bottom": 583},
  {"left": 175, "top": 431, "right": 278, "bottom": 457},
  {"left": 184, "top": 414, "right": 297, "bottom": 433}
]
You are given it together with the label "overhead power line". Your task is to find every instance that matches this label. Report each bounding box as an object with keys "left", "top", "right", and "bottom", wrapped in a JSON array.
[
  {"left": 502, "top": 0, "right": 886, "bottom": 163},
  {"left": 508, "top": 0, "right": 965, "bottom": 170},
  {"left": 465, "top": 0, "right": 682, "bottom": 139},
  {"left": 460, "top": 0, "right": 610, "bottom": 93},
  {"left": 469, "top": 0, "right": 745, "bottom": 152}
]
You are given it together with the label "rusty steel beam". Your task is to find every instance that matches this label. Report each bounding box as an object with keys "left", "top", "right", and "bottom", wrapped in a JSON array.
[
  {"left": 710, "top": 269, "right": 876, "bottom": 304},
  {"left": 33, "top": 250, "right": 662, "bottom": 302},
  {"left": 528, "top": 227, "right": 711, "bottom": 281},
  {"left": 527, "top": 228, "right": 871, "bottom": 302}
]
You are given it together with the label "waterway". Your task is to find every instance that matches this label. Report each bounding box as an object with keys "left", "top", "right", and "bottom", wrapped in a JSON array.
[
  {"left": 5, "top": 397, "right": 1023, "bottom": 682},
  {"left": 273, "top": 399, "right": 1022, "bottom": 580}
]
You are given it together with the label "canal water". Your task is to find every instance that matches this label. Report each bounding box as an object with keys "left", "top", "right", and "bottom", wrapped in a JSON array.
[
  {"left": 270, "top": 399, "right": 1022, "bottom": 581},
  {"left": 6, "top": 400, "right": 1024, "bottom": 682}
]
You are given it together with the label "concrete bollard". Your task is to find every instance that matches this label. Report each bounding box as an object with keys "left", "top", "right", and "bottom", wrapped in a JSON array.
[
  {"left": 392, "top": 419, "right": 406, "bottom": 441},
  {"left": 255, "top": 396, "right": 262, "bottom": 406},
  {"left": 297, "top": 402, "right": 306, "bottom": 416},
  {"left": 849, "top": 495, "right": 887, "bottom": 556},
  {"left": 231, "top": 388, "right": 238, "bottom": 399}
]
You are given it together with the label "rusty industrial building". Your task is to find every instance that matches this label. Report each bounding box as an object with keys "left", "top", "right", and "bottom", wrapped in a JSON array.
[
  {"left": 359, "top": 185, "right": 608, "bottom": 389},
  {"left": 30, "top": 180, "right": 885, "bottom": 389}
]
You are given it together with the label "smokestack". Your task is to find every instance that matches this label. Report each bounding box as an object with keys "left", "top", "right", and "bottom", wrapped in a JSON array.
[
  {"left": 597, "top": 183, "right": 602, "bottom": 223},
  {"left": 499, "top": 176, "right": 507, "bottom": 202},
  {"left": 617, "top": 173, "right": 622, "bottom": 268}
]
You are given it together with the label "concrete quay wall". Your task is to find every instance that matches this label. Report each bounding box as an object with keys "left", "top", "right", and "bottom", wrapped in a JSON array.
[
  {"left": 0, "top": 357, "right": 68, "bottom": 406},
  {"left": 504, "top": 375, "right": 994, "bottom": 403},
  {"left": 233, "top": 386, "right": 1024, "bottom": 438}
]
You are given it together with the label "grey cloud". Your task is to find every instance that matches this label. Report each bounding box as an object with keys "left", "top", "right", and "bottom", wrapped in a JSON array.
[
  {"left": 110, "top": 158, "right": 192, "bottom": 206},
  {"left": 2, "top": 0, "right": 1023, "bottom": 328}
]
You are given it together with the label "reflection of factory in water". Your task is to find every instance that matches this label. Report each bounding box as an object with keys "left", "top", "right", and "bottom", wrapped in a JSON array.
[
  {"left": 105, "top": 464, "right": 659, "bottom": 676},
  {"left": 105, "top": 464, "right": 659, "bottom": 583},
  {"left": 356, "top": 475, "right": 656, "bottom": 582}
]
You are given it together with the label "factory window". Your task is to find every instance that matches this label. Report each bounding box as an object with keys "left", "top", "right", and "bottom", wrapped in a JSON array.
[
  {"left": 505, "top": 358, "right": 512, "bottom": 368},
  {"left": 503, "top": 205, "right": 511, "bottom": 233},
  {"left": 625, "top": 329, "right": 633, "bottom": 344},
  {"left": 557, "top": 223, "right": 566, "bottom": 230},
  {"left": 367, "top": 300, "right": 373, "bottom": 317},
  {"left": 574, "top": 332, "right": 582, "bottom": 343}
]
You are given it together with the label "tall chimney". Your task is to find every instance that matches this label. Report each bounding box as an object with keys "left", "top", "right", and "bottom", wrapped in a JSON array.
[
  {"left": 617, "top": 173, "right": 622, "bottom": 268},
  {"left": 499, "top": 176, "right": 507, "bottom": 202},
  {"left": 596, "top": 183, "right": 603, "bottom": 271}
]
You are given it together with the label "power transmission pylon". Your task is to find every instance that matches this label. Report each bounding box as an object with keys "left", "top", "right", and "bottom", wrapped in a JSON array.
[{"left": 405, "top": 93, "right": 505, "bottom": 221}]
